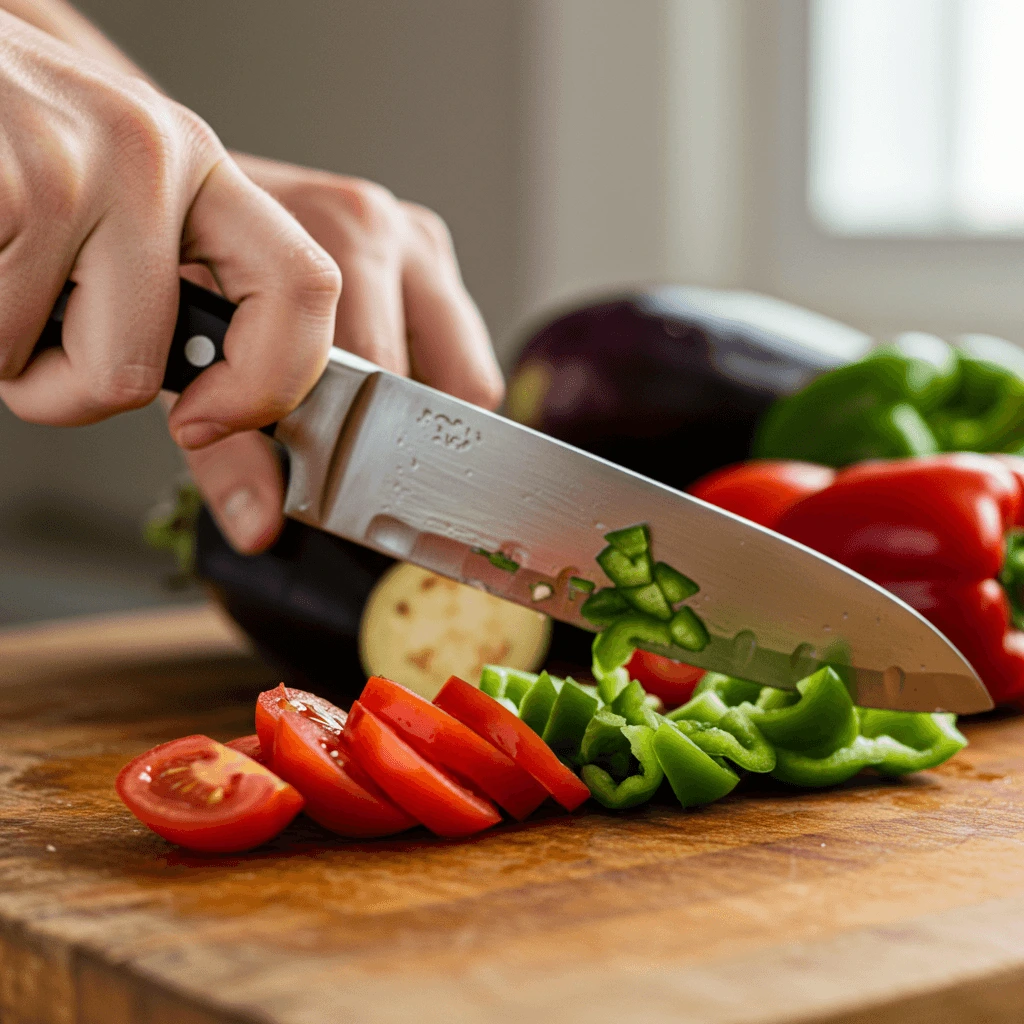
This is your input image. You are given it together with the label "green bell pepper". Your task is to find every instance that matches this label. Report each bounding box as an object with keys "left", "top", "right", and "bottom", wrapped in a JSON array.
[
  {"left": 857, "top": 708, "right": 967, "bottom": 775},
  {"left": 693, "top": 672, "right": 763, "bottom": 708},
  {"left": 653, "top": 722, "right": 740, "bottom": 807},
  {"left": 610, "top": 679, "right": 661, "bottom": 729},
  {"left": 479, "top": 665, "right": 539, "bottom": 705},
  {"left": 746, "top": 667, "right": 859, "bottom": 758},
  {"left": 517, "top": 670, "right": 561, "bottom": 734},
  {"left": 542, "top": 678, "right": 600, "bottom": 760},
  {"left": 581, "top": 724, "right": 664, "bottom": 810},
  {"left": 771, "top": 734, "right": 883, "bottom": 787}
]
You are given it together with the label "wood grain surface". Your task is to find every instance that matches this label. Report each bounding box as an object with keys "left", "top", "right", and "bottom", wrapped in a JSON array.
[{"left": 2, "top": 605, "right": 1024, "bottom": 1024}]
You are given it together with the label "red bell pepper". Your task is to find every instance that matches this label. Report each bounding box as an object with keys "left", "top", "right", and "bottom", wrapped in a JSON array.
[{"left": 691, "top": 453, "right": 1024, "bottom": 708}]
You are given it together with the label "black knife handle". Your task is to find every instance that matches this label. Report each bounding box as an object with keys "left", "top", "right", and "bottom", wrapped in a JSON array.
[
  {"left": 38, "top": 278, "right": 235, "bottom": 393},
  {"left": 37, "top": 279, "right": 277, "bottom": 435}
]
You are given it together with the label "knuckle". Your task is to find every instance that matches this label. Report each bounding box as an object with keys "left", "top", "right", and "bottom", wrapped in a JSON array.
[
  {"left": 282, "top": 251, "right": 342, "bottom": 313},
  {"left": 87, "top": 360, "right": 163, "bottom": 412},
  {"left": 404, "top": 202, "right": 455, "bottom": 257},
  {"left": 329, "top": 178, "right": 400, "bottom": 236}
]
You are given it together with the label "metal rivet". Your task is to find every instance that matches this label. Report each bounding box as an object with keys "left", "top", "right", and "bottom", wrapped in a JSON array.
[{"left": 184, "top": 334, "right": 216, "bottom": 368}]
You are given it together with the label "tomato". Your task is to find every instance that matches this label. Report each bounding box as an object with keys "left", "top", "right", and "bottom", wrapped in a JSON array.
[
  {"left": 116, "top": 735, "right": 304, "bottom": 853},
  {"left": 224, "top": 734, "right": 265, "bottom": 763},
  {"left": 344, "top": 702, "right": 501, "bottom": 838},
  {"left": 432, "top": 676, "right": 590, "bottom": 812},
  {"left": 273, "top": 711, "right": 415, "bottom": 838},
  {"left": 689, "top": 460, "right": 835, "bottom": 530},
  {"left": 625, "top": 650, "right": 704, "bottom": 707},
  {"left": 255, "top": 684, "right": 347, "bottom": 761},
  {"left": 359, "top": 675, "right": 548, "bottom": 820}
]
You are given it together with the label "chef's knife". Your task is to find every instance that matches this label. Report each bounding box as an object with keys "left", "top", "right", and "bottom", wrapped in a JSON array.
[{"left": 40, "top": 280, "right": 993, "bottom": 713}]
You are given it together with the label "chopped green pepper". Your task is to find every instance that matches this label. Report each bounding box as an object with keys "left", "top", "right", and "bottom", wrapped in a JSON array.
[
  {"left": 747, "top": 667, "right": 859, "bottom": 758},
  {"left": 620, "top": 582, "right": 674, "bottom": 621},
  {"left": 771, "top": 734, "right": 883, "bottom": 787},
  {"left": 669, "top": 607, "right": 710, "bottom": 651},
  {"left": 603, "top": 524, "right": 651, "bottom": 559},
  {"left": 653, "top": 562, "right": 699, "bottom": 602},
  {"left": 580, "top": 587, "right": 632, "bottom": 627},
  {"left": 653, "top": 722, "right": 740, "bottom": 807},
  {"left": 592, "top": 612, "right": 672, "bottom": 673},
  {"left": 857, "top": 708, "right": 967, "bottom": 775},
  {"left": 610, "top": 679, "right": 661, "bottom": 729},
  {"left": 597, "top": 545, "right": 654, "bottom": 588},
  {"left": 479, "top": 665, "right": 539, "bottom": 705},
  {"left": 581, "top": 724, "right": 664, "bottom": 810},
  {"left": 694, "top": 672, "right": 763, "bottom": 707},
  {"left": 518, "top": 670, "right": 560, "bottom": 735},
  {"left": 542, "top": 679, "right": 600, "bottom": 760}
]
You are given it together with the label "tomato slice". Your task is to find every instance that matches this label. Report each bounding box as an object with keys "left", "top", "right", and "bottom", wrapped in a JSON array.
[
  {"left": 432, "top": 677, "right": 591, "bottom": 812},
  {"left": 344, "top": 702, "right": 501, "bottom": 838},
  {"left": 359, "top": 675, "right": 548, "bottom": 820},
  {"left": 625, "top": 650, "right": 704, "bottom": 707},
  {"left": 116, "top": 735, "right": 304, "bottom": 853},
  {"left": 224, "top": 734, "right": 265, "bottom": 763},
  {"left": 255, "top": 684, "right": 347, "bottom": 761},
  {"left": 273, "top": 712, "right": 416, "bottom": 838}
]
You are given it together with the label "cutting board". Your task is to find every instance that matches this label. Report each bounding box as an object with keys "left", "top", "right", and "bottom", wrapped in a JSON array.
[{"left": 3, "top": 605, "right": 1024, "bottom": 1024}]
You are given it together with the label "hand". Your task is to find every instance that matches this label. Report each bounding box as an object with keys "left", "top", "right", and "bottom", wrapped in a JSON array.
[
  {"left": 0, "top": 16, "right": 340, "bottom": 440},
  {"left": 178, "top": 156, "right": 505, "bottom": 554}
]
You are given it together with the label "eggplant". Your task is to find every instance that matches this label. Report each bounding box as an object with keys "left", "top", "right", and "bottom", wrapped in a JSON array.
[
  {"left": 506, "top": 286, "right": 870, "bottom": 489},
  {"left": 195, "top": 286, "right": 870, "bottom": 689}
]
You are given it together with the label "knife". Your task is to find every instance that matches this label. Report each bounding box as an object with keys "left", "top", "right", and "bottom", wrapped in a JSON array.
[{"left": 40, "top": 280, "right": 992, "bottom": 713}]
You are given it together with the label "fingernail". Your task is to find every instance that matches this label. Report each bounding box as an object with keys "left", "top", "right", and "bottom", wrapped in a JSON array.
[
  {"left": 221, "top": 487, "right": 269, "bottom": 552},
  {"left": 176, "top": 422, "right": 229, "bottom": 449}
]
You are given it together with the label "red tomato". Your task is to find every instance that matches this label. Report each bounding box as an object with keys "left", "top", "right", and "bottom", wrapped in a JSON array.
[
  {"left": 273, "top": 712, "right": 416, "bottom": 838},
  {"left": 359, "top": 675, "right": 548, "bottom": 820},
  {"left": 224, "top": 734, "right": 265, "bottom": 763},
  {"left": 625, "top": 649, "right": 704, "bottom": 707},
  {"left": 433, "top": 676, "right": 591, "bottom": 812},
  {"left": 688, "top": 460, "right": 835, "bottom": 530},
  {"left": 345, "top": 702, "right": 502, "bottom": 838},
  {"left": 116, "top": 735, "right": 304, "bottom": 853},
  {"left": 255, "top": 684, "right": 347, "bottom": 762}
]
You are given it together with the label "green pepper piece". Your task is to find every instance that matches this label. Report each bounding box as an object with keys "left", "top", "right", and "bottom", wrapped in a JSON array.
[
  {"left": 653, "top": 722, "right": 740, "bottom": 807},
  {"left": 479, "top": 665, "right": 539, "bottom": 704},
  {"left": 580, "top": 587, "right": 631, "bottom": 627},
  {"left": 603, "top": 524, "right": 651, "bottom": 559},
  {"left": 591, "top": 643, "right": 632, "bottom": 704},
  {"left": 579, "top": 707, "right": 633, "bottom": 778},
  {"left": 518, "top": 670, "right": 560, "bottom": 735},
  {"left": 568, "top": 576, "right": 596, "bottom": 597},
  {"left": 653, "top": 562, "right": 699, "bottom": 603},
  {"left": 747, "top": 667, "right": 859, "bottom": 758},
  {"left": 693, "top": 672, "right": 763, "bottom": 707},
  {"left": 771, "top": 735, "right": 883, "bottom": 787},
  {"left": 582, "top": 725, "right": 664, "bottom": 809},
  {"left": 542, "top": 679, "right": 600, "bottom": 760},
  {"left": 671, "top": 709, "right": 776, "bottom": 774},
  {"left": 666, "top": 689, "right": 729, "bottom": 724},
  {"left": 928, "top": 356, "right": 1024, "bottom": 453},
  {"left": 610, "top": 679, "right": 661, "bottom": 729},
  {"left": 596, "top": 546, "right": 654, "bottom": 588},
  {"left": 857, "top": 708, "right": 967, "bottom": 775},
  {"left": 592, "top": 613, "right": 672, "bottom": 674},
  {"left": 755, "top": 687, "right": 801, "bottom": 711},
  {"left": 620, "top": 582, "right": 673, "bottom": 621},
  {"left": 668, "top": 607, "right": 710, "bottom": 651}
]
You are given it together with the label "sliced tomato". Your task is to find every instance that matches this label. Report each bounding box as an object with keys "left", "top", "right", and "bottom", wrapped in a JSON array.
[
  {"left": 224, "top": 734, "right": 265, "bottom": 763},
  {"left": 345, "top": 702, "right": 501, "bottom": 838},
  {"left": 273, "top": 712, "right": 416, "bottom": 838},
  {"left": 255, "top": 683, "right": 347, "bottom": 761},
  {"left": 359, "top": 675, "right": 548, "bottom": 820},
  {"left": 433, "top": 676, "right": 591, "bottom": 812},
  {"left": 116, "top": 735, "right": 304, "bottom": 853},
  {"left": 626, "top": 650, "right": 705, "bottom": 707}
]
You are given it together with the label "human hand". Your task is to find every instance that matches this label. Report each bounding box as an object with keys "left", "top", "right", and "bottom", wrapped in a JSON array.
[
  {"left": 0, "top": 16, "right": 340, "bottom": 445},
  {"left": 177, "top": 155, "right": 505, "bottom": 554}
]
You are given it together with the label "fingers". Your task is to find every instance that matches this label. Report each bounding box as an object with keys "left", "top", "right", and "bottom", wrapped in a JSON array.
[
  {"left": 400, "top": 203, "right": 505, "bottom": 410},
  {"left": 167, "top": 157, "right": 341, "bottom": 449},
  {"left": 180, "top": 425, "right": 285, "bottom": 553}
]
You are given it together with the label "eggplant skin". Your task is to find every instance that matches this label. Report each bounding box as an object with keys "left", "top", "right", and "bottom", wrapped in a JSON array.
[
  {"left": 506, "top": 289, "right": 861, "bottom": 491},
  {"left": 195, "top": 508, "right": 392, "bottom": 703}
]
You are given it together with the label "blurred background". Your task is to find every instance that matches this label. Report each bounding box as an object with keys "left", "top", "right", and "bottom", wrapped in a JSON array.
[{"left": 5, "top": 0, "right": 1024, "bottom": 626}]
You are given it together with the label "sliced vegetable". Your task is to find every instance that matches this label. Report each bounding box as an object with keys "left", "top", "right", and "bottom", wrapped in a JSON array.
[
  {"left": 671, "top": 712, "right": 775, "bottom": 774},
  {"left": 593, "top": 613, "right": 672, "bottom": 674},
  {"left": 344, "top": 701, "right": 501, "bottom": 838},
  {"left": 692, "top": 672, "right": 763, "bottom": 707},
  {"left": 358, "top": 675, "right": 548, "bottom": 820},
  {"left": 518, "top": 670, "right": 560, "bottom": 735},
  {"left": 771, "top": 735, "right": 884, "bottom": 788},
  {"left": 652, "top": 723, "right": 740, "bottom": 807},
  {"left": 669, "top": 608, "right": 710, "bottom": 652},
  {"left": 604, "top": 523, "right": 651, "bottom": 559},
  {"left": 255, "top": 684, "right": 347, "bottom": 762},
  {"left": 581, "top": 725, "right": 664, "bottom": 810},
  {"left": 653, "top": 562, "right": 699, "bottom": 602},
  {"left": 596, "top": 545, "right": 654, "bottom": 588},
  {"left": 116, "top": 735, "right": 304, "bottom": 853},
  {"left": 433, "top": 676, "right": 591, "bottom": 811},
  {"left": 273, "top": 712, "right": 416, "bottom": 837},
  {"left": 224, "top": 734, "right": 265, "bottom": 764},
  {"left": 580, "top": 587, "right": 632, "bottom": 627},
  {"left": 541, "top": 679, "right": 600, "bottom": 760},
  {"left": 857, "top": 708, "right": 967, "bottom": 775},
  {"left": 620, "top": 582, "right": 674, "bottom": 621}
]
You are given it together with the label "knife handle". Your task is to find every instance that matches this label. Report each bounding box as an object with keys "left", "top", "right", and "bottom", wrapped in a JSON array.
[{"left": 36, "top": 279, "right": 280, "bottom": 436}]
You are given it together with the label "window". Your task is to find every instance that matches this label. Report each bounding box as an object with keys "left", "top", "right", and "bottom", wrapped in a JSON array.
[{"left": 809, "top": 0, "right": 1024, "bottom": 236}]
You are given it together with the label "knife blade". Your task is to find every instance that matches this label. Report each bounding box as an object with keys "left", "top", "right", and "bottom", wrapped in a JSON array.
[{"left": 40, "top": 281, "right": 993, "bottom": 713}]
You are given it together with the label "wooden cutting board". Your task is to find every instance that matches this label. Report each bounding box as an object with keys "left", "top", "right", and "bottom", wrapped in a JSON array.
[{"left": 3, "top": 605, "right": 1024, "bottom": 1024}]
